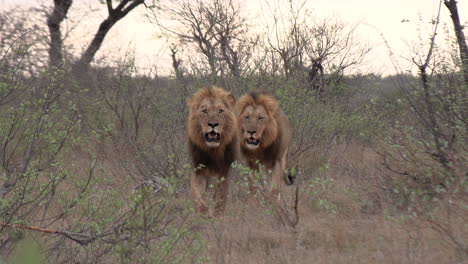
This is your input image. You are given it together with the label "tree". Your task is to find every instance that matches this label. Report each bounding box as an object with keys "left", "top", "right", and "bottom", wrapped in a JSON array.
[
  {"left": 47, "top": 0, "right": 72, "bottom": 68},
  {"left": 157, "top": 0, "right": 251, "bottom": 80},
  {"left": 265, "top": 0, "right": 370, "bottom": 97},
  {"left": 266, "top": 0, "right": 308, "bottom": 79},
  {"left": 0, "top": 8, "right": 49, "bottom": 75},
  {"left": 45, "top": 0, "right": 149, "bottom": 70},
  {"left": 444, "top": 0, "right": 468, "bottom": 88},
  {"left": 75, "top": 0, "right": 147, "bottom": 70},
  {"left": 382, "top": 1, "right": 466, "bottom": 252}
]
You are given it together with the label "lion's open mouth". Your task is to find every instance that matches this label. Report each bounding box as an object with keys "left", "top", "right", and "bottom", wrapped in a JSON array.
[
  {"left": 205, "top": 131, "right": 221, "bottom": 143},
  {"left": 246, "top": 137, "right": 260, "bottom": 146}
]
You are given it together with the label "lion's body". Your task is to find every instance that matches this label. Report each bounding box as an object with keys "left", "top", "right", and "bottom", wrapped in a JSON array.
[
  {"left": 236, "top": 91, "right": 293, "bottom": 199},
  {"left": 187, "top": 86, "right": 237, "bottom": 215}
]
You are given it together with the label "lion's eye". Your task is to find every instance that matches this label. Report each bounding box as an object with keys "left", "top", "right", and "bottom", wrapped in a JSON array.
[
  {"left": 245, "top": 116, "right": 249, "bottom": 120},
  {"left": 202, "top": 109, "right": 208, "bottom": 114},
  {"left": 258, "top": 116, "right": 264, "bottom": 120},
  {"left": 219, "top": 109, "right": 224, "bottom": 114}
]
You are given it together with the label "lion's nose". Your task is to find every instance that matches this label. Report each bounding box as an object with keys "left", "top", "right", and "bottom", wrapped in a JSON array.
[
  {"left": 247, "top": 130, "right": 256, "bottom": 135},
  {"left": 208, "top": 122, "right": 219, "bottom": 128}
]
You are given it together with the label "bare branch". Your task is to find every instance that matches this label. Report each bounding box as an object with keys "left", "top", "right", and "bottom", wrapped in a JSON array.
[
  {"left": 106, "top": 0, "right": 113, "bottom": 15},
  {"left": 75, "top": 0, "right": 146, "bottom": 70},
  {"left": 1, "top": 223, "right": 110, "bottom": 246}
]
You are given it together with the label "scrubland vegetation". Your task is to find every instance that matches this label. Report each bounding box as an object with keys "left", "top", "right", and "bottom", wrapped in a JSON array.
[{"left": 0, "top": 0, "right": 466, "bottom": 263}]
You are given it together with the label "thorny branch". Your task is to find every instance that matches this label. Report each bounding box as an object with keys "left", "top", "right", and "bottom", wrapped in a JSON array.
[{"left": 0, "top": 223, "right": 112, "bottom": 246}]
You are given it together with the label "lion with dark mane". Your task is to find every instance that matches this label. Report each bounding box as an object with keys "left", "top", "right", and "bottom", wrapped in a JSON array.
[
  {"left": 236, "top": 91, "right": 294, "bottom": 199},
  {"left": 187, "top": 86, "right": 237, "bottom": 215}
]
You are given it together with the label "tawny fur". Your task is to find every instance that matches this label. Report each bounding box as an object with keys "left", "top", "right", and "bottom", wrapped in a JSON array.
[
  {"left": 236, "top": 91, "right": 293, "bottom": 199},
  {"left": 187, "top": 86, "right": 237, "bottom": 216}
]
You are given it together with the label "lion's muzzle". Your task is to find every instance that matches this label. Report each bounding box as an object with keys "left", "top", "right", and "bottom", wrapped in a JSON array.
[
  {"left": 245, "top": 136, "right": 260, "bottom": 150},
  {"left": 246, "top": 137, "right": 260, "bottom": 145},
  {"left": 204, "top": 130, "right": 221, "bottom": 147},
  {"left": 205, "top": 131, "right": 221, "bottom": 142}
]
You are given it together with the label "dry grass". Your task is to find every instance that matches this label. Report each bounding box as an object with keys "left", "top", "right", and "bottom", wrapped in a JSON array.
[
  {"left": 188, "top": 142, "right": 467, "bottom": 264},
  {"left": 198, "top": 200, "right": 464, "bottom": 263},
  {"left": 3, "top": 108, "right": 465, "bottom": 263},
  {"left": 49, "top": 135, "right": 465, "bottom": 264}
]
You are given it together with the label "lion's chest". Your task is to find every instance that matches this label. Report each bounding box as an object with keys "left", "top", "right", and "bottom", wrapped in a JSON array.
[
  {"left": 242, "top": 145, "right": 279, "bottom": 170},
  {"left": 189, "top": 140, "right": 235, "bottom": 174}
]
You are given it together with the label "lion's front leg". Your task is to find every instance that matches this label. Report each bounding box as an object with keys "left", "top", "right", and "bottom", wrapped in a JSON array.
[
  {"left": 269, "top": 160, "right": 284, "bottom": 200},
  {"left": 270, "top": 150, "right": 289, "bottom": 200},
  {"left": 191, "top": 169, "right": 209, "bottom": 214},
  {"left": 213, "top": 173, "right": 229, "bottom": 216},
  {"left": 247, "top": 161, "right": 260, "bottom": 197}
]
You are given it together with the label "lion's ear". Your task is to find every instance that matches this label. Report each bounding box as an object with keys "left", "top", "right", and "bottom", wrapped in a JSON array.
[{"left": 225, "top": 93, "right": 236, "bottom": 108}]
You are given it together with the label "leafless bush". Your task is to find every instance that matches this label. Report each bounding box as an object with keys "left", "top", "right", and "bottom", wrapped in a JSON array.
[
  {"left": 378, "top": 2, "right": 467, "bottom": 255},
  {"left": 263, "top": 0, "right": 370, "bottom": 98},
  {"left": 154, "top": 0, "right": 257, "bottom": 87},
  {"left": 0, "top": 51, "right": 82, "bottom": 256},
  {"left": 0, "top": 8, "right": 49, "bottom": 75}
]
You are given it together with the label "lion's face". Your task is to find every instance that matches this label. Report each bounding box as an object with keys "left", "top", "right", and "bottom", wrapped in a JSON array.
[
  {"left": 196, "top": 97, "right": 232, "bottom": 148},
  {"left": 239, "top": 104, "right": 277, "bottom": 150},
  {"left": 188, "top": 87, "right": 236, "bottom": 150}
]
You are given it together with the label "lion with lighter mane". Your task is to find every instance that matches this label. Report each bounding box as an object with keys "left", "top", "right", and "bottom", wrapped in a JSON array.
[
  {"left": 236, "top": 91, "right": 294, "bottom": 199},
  {"left": 187, "top": 86, "right": 237, "bottom": 216}
]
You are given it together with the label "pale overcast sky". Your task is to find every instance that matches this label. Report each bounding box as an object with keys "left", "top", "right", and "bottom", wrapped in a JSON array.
[{"left": 1, "top": 0, "right": 467, "bottom": 75}]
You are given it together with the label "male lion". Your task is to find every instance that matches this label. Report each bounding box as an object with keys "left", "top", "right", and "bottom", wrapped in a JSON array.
[
  {"left": 236, "top": 91, "right": 294, "bottom": 200},
  {"left": 187, "top": 86, "right": 237, "bottom": 215}
]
